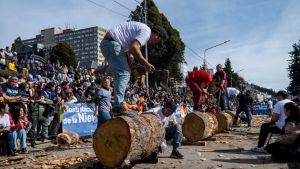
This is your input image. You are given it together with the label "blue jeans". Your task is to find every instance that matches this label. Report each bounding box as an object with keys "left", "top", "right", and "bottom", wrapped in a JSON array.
[
  {"left": 235, "top": 107, "right": 252, "bottom": 125},
  {"left": 8, "top": 129, "right": 27, "bottom": 150},
  {"left": 165, "top": 124, "right": 182, "bottom": 150},
  {"left": 97, "top": 112, "right": 111, "bottom": 126},
  {"left": 100, "top": 40, "right": 130, "bottom": 108}
]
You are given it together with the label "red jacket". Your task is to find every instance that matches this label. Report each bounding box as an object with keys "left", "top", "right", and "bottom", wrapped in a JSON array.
[
  {"left": 9, "top": 114, "right": 28, "bottom": 131},
  {"left": 188, "top": 70, "right": 212, "bottom": 89}
]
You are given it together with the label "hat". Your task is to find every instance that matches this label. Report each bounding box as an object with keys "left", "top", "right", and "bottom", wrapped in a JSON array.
[
  {"left": 275, "top": 90, "right": 288, "bottom": 98},
  {"left": 165, "top": 101, "right": 177, "bottom": 112},
  {"left": 152, "top": 26, "right": 168, "bottom": 47}
]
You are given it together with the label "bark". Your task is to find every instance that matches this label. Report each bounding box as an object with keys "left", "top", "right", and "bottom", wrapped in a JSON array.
[
  {"left": 216, "top": 112, "right": 233, "bottom": 132},
  {"left": 182, "top": 111, "right": 218, "bottom": 142},
  {"left": 93, "top": 113, "right": 164, "bottom": 168}
]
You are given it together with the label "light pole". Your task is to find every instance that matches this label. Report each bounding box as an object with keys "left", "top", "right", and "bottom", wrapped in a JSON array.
[
  {"left": 231, "top": 69, "right": 244, "bottom": 87},
  {"left": 203, "top": 40, "right": 230, "bottom": 70}
]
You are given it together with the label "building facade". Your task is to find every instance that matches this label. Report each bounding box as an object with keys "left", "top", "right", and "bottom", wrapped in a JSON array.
[{"left": 23, "top": 26, "right": 106, "bottom": 68}]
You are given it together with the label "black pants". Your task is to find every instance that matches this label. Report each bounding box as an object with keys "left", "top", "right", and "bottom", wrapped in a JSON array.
[
  {"left": 215, "top": 90, "right": 226, "bottom": 111},
  {"left": 294, "top": 148, "right": 300, "bottom": 163},
  {"left": 257, "top": 122, "right": 283, "bottom": 148},
  {"left": 265, "top": 142, "right": 294, "bottom": 161}
]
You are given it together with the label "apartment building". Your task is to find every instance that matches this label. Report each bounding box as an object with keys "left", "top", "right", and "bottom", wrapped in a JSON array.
[{"left": 23, "top": 26, "right": 107, "bottom": 68}]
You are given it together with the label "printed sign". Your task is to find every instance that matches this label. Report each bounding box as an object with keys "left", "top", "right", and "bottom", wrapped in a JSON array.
[
  {"left": 62, "top": 103, "right": 97, "bottom": 137},
  {"left": 253, "top": 104, "right": 268, "bottom": 115}
]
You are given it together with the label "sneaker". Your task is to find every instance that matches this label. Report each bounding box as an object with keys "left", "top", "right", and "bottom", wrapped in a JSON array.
[
  {"left": 20, "top": 148, "right": 28, "bottom": 154},
  {"left": 9, "top": 149, "right": 18, "bottom": 156},
  {"left": 251, "top": 147, "right": 266, "bottom": 153},
  {"left": 112, "top": 107, "right": 137, "bottom": 117},
  {"left": 170, "top": 150, "right": 184, "bottom": 159}
]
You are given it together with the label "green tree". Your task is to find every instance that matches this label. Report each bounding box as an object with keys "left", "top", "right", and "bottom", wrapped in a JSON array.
[
  {"left": 287, "top": 40, "right": 300, "bottom": 96},
  {"left": 224, "top": 58, "right": 240, "bottom": 88},
  {"left": 129, "top": 0, "right": 185, "bottom": 82},
  {"left": 49, "top": 43, "right": 76, "bottom": 68}
]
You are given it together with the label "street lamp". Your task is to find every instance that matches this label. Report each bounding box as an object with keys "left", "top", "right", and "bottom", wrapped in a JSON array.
[
  {"left": 231, "top": 69, "right": 244, "bottom": 87},
  {"left": 203, "top": 40, "right": 230, "bottom": 70}
]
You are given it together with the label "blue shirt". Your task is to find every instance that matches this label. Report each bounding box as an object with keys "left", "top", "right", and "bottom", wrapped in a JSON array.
[{"left": 96, "top": 87, "right": 111, "bottom": 113}]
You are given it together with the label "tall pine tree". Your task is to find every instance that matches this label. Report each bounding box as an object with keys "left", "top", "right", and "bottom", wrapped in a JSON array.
[
  {"left": 129, "top": 0, "right": 185, "bottom": 82},
  {"left": 287, "top": 40, "right": 300, "bottom": 96}
]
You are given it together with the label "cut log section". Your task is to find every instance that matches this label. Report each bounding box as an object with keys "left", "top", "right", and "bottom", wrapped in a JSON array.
[
  {"left": 93, "top": 113, "right": 164, "bottom": 168},
  {"left": 182, "top": 111, "right": 218, "bottom": 142},
  {"left": 216, "top": 112, "right": 233, "bottom": 132},
  {"left": 56, "top": 132, "right": 79, "bottom": 147}
]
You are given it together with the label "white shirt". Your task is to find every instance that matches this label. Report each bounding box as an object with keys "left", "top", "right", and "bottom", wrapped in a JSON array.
[
  {"left": 0, "top": 113, "right": 10, "bottom": 129},
  {"left": 273, "top": 99, "right": 292, "bottom": 129},
  {"left": 226, "top": 87, "right": 240, "bottom": 96},
  {"left": 268, "top": 100, "right": 273, "bottom": 109},
  {"left": 108, "top": 21, "right": 151, "bottom": 51},
  {"left": 145, "top": 107, "right": 176, "bottom": 128}
]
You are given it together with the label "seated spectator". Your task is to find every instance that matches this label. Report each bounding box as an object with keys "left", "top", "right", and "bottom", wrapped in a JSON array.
[
  {"left": 0, "top": 103, "right": 10, "bottom": 155},
  {"left": 7, "top": 59, "right": 17, "bottom": 72},
  {"left": 265, "top": 102, "right": 300, "bottom": 162},
  {"left": 8, "top": 105, "right": 28, "bottom": 155},
  {"left": 251, "top": 91, "right": 292, "bottom": 152},
  {"left": 64, "top": 88, "right": 77, "bottom": 104}
]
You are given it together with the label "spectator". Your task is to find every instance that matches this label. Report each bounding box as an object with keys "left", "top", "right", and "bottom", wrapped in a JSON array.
[
  {"left": 28, "top": 92, "right": 53, "bottom": 146},
  {"left": 7, "top": 58, "right": 17, "bottom": 72},
  {"left": 64, "top": 88, "right": 77, "bottom": 104},
  {"left": 265, "top": 102, "right": 300, "bottom": 162},
  {"left": 0, "top": 103, "right": 10, "bottom": 155},
  {"left": 0, "top": 49, "right": 6, "bottom": 69},
  {"left": 267, "top": 99, "right": 273, "bottom": 116},
  {"left": 292, "top": 97, "right": 300, "bottom": 108},
  {"left": 95, "top": 77, "right": 112, "bottom": 126},
  {"left": 100, "top": 21, "right": 168, "bottom": 116},
  {"left": 251, "top": 90, "right": 292, "bottom": 152},
  {"left": 7, "top": 105, "right": 28, "bottom": 155}
]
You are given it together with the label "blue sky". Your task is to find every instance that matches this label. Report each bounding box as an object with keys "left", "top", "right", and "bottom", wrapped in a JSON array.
[{"left": 1, "top": 0, "right": 300, "bottom": 90}]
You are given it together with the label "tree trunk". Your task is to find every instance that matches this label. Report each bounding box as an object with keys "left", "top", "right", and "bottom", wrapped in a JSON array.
[
  {"left": 93, "top": 113, "right": 164, "bottom": 168},
  {"left": 182, "top": 111, "right": 218, "bottom": 142},
  {"left": 216, "top": 112, "right": 233, "bottom": 132},
  {"left": 226, "top": 110, "right": 236, "bottom": 120},
  {"left": 56, "top": 132, "right": 79, "bottom": 147}
]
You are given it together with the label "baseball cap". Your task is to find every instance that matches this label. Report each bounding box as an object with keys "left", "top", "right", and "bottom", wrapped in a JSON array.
[
  {"left": 275, "top": 90, "right": 288, "bottom": 98},
  {"left": 152, "top": 26, "right": 168, "bottom": 47}
]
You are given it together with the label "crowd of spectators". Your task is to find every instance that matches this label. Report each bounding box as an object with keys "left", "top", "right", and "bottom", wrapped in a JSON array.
[{"left": 0, "top": 46, "right": 193, "bottom": 156}]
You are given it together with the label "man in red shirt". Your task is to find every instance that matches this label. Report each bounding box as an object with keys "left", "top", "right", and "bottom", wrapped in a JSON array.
[
  {"left": 185, "top": 70, "right": 212, "bottom": 110},
  {"left": 213, "top": 64, "right": 227, "bottom": 111}
]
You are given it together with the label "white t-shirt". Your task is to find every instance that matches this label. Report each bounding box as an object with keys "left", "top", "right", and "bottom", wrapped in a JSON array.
[
  {"left": 268, "top": 100, "right": 273, "bottom": 109},
  {"left": 226, "top": 87, "right": 240, "bottom": 96},
  {"left": 273, "top": 99, "right": 292, "bottom": 129},
  {"left": 0, "top": 114, "right": 10, "bottom": 129},
  {"left": 108, "top": 21, "right": 151, "bottom": 51},
  {"left": 145, "top": 107, "right": 176, "bottom": 128}
]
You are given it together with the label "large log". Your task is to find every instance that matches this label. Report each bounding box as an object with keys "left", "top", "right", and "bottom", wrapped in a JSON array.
[
  {"left": 93, "top": 113, "right": 164, "bottom": 168},
  {"left": 182, "top": 111, "right": 218, "bottom": 142},
  {"left": 216, "top": 112, "right": 233, "bottom": 132}
]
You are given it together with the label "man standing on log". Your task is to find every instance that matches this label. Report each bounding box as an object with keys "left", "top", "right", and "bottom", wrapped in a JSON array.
[
  {"left": 185, "top": 69, "right": 213, "bottom": 111},
  {"left": 100, "top": 21, "right": 168, "bottom": 116},
  {"left": 145, "top": 101, "right": 184, "bottom": 159}
]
